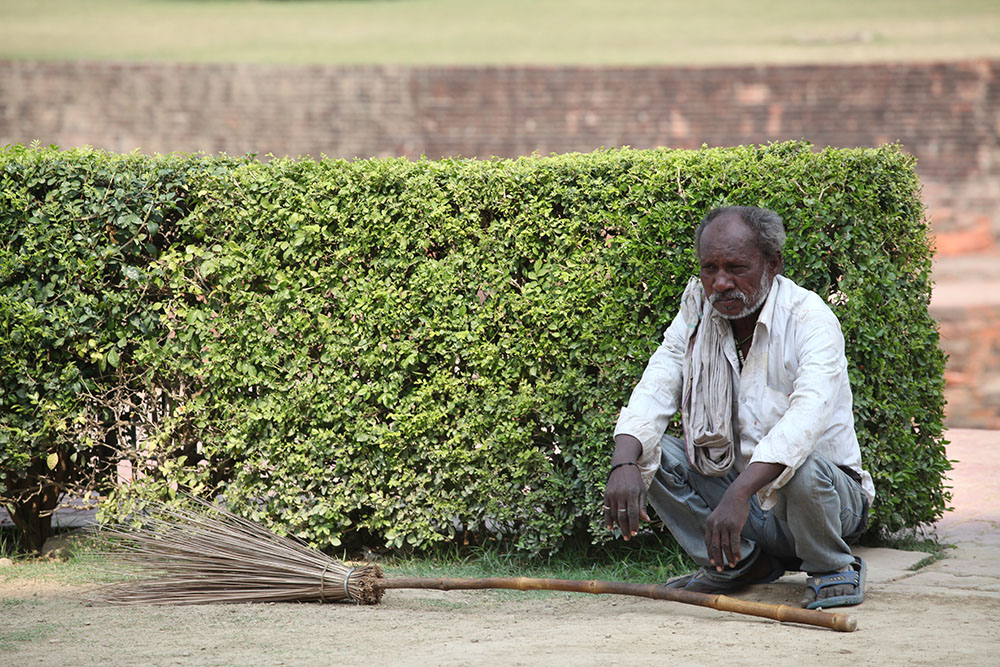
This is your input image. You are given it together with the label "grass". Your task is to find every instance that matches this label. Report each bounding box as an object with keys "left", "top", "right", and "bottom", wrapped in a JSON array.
[
  {"left": 382, "top": 531, "right": 695, "bottom": 585},
  {"left": 0, "top": 0, "right": 997, "bottom": 66},
  {"left": 0, "top": 555, "right": 116, "bottom": 586},
  {"left": 861, "top": 527, "right": 954, "bottom": 569},
  {"left": 0, "top": 528, "right": 21, "bottom": 560},
  {"left": 3, "top": 520, "right": 952, "bottom": 592},
  {"left": 0, "top": 626, "right": 56, "bottom": 651},
  {"left": 0, "top": 529, "right": 123, "bottom": 585},
  {"left": 357, "top": 532, "right": 697, "bottom": 602},
  {"left": 0, "top": 524, "right": 694, "bottom": 597},
  {"left": 0, "top": 529, "right": 693, "bottom": 606}
]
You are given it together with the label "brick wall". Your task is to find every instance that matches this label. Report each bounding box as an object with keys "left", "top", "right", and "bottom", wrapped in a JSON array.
[
  {"left": 2, "top": 60, "right": 998, "bottom": 252},
  {"left": 934, "top": 304, "right": 1000, "bottom": 429}
]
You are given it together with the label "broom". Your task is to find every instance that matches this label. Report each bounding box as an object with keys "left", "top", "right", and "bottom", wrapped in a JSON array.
[{"left": 92, "top": 495, "right": 857, "bottom": 632}]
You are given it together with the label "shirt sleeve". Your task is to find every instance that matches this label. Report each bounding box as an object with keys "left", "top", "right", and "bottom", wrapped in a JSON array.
[
  {"left": 613, "top": 311, "right": 688, "bottom": 486},
  {"left": 750, "top": 304, "right": 848, "bottom": 506}
]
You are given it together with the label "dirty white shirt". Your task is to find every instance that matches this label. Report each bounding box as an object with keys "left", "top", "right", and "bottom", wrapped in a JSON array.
[{"left": 614, "top": 274, "right": 876, "bottom": 510}]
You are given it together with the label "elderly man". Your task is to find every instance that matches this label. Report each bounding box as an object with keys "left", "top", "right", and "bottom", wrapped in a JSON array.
[{"left": 603, "top": 206, "right": 874, "bottom": 609}]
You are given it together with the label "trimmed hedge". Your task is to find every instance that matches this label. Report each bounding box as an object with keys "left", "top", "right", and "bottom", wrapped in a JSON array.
[{"left": 0, "top": 142, "right": 948, "bottom": 553}]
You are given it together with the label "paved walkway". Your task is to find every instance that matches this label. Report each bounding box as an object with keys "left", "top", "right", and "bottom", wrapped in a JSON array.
[{"left": 870, "top": 428, "right": 1000, "bottom": 599}]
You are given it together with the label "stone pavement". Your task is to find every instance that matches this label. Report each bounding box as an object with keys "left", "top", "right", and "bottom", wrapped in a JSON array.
[{"left": 871, "top": 428, "right": 1000, "bottom": 600}]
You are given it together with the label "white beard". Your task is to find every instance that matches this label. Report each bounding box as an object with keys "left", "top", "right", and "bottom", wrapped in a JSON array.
[{"left": 710, "top": 271, "right": 773, "bottom": 320}]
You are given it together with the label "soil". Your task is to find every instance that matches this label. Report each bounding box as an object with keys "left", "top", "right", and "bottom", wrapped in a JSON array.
[{"left": 3, "top": 574, "right": 998, "bottom": 666}]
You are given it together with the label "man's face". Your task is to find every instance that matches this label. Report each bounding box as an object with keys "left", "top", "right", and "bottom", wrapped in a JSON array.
[{"left": 698, "top": 214, "right": 777, "bottom": 321}]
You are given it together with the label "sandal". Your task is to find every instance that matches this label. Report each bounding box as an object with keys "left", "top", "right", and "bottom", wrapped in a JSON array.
[
  {"left": 665, "top": 555, "right": 785, "bottom": 594},
  {"left": 803, "top": 556, "right": 866, "bottom": 609}
]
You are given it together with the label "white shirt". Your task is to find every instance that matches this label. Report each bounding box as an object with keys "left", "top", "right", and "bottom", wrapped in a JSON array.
[{"left": 614, "top": 274, "right": 876, "bottom": 510}]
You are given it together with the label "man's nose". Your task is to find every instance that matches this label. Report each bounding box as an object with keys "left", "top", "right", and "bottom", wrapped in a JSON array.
[{"left": 712, "top": 270, "right": 735, "bottom": 293}]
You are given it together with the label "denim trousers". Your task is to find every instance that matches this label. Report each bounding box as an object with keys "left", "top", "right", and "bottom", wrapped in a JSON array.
[{"left": 647, "top": 435, "right": 868, "bottom": 577}]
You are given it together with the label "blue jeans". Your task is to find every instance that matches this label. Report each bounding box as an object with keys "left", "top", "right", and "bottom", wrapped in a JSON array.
[{"left": 647, "top": 435, "right": 868, "bottom": 578}]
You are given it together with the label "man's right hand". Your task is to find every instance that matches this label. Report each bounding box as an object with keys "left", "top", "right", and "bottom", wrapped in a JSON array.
[
  {"left": 603, "top": 464, "right": 649, "bottom": 540},
  {"left": 602, "top": 434, "right": 649, "bottom": 540}
]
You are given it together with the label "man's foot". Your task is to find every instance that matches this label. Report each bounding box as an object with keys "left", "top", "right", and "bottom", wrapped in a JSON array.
[
  {"left": 665, "top": 554, "right": 784, "bottom": 593},
  {"left": 799, "top": 556, "right": 866, "bottom": 609}
]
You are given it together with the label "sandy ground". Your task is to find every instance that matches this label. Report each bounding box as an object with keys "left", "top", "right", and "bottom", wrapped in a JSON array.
[
  {"left": 2, "top": 569, "right": 998, "bottom": 667},
  {"left": 4, "top": 429, "right": 999, "bottom": 666}
]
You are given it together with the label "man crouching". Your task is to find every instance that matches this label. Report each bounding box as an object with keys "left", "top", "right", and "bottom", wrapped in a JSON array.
[{"left": 603, "top": 205, "right": 874, "bottom": 609}]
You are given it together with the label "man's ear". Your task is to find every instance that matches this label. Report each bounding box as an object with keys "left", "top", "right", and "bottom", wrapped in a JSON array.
[{"left": 770, "top": 252, "right": 784, "bottom": 276}]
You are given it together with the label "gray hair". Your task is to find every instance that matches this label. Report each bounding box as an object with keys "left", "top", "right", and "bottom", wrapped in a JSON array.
[{"left": 694, "top": 206, "right": 786, "bottom": 261}]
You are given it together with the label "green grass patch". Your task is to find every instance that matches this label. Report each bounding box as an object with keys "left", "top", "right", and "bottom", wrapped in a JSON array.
[
  {"left": 0, "top": 626, "right": 56, "bottom": 651},
  {"left": 4, "top": 528, "right": 695, "bottom": 599},
  {"left": 0, "top": 0, "right": 997, "bottom": 65},
  {"left": 859, "top": 526, "right": 955, "bottom": 570},
  {"left": 0, "top": 529, "right": 22, "bottom": 559},
  {"left": 863, "top": 528, "right": 947, "bottom": 554},
  {"left": 375, "top": 531, "right": 695, "bottom": 601},
  {"left": 0, "top": 556, "right": 100, "bottom": 585},
  {"left": 382, "top": 531, "right": 695, "bottom": 585},
  {"left": 0, "top": 530, "right": 124, "bottom": 585}
]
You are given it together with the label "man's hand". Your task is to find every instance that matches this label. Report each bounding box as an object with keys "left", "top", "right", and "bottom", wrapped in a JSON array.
[
  {"left": 602, "top": 434, "right": 649, "bottom": 540},
  {"left": 603, "top": 464, "right": 649, "bottom": 540},
  {"left": 704, "top": 461, "right": 786, "bottom": 571},
  {"left": 705, "top": 491, "right": 750, "bottom": 571}
]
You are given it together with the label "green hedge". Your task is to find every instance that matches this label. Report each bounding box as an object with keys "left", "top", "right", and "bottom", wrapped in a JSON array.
[{"left": 0, "top": 142, "right": 949, "bottom": 553}]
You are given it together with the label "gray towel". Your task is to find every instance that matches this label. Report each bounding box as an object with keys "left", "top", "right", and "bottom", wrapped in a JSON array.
[{"left": 679, "top": 277, "right": 736, "bottom": 477}]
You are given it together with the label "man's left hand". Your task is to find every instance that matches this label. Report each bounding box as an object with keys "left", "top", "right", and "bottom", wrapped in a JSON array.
[
  {"left": 703, "top": 461, "right": 785, "bottom": 571},
  {"left": 704, "top": 491, "right": 750, "bottom": 571}
]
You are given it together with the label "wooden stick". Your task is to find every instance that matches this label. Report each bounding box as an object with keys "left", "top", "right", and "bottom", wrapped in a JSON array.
[{"left": 376, "top": 576, "right": 857, "bottom": 632}]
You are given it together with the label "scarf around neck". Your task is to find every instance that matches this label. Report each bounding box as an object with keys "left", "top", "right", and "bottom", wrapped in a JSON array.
[{"left": 679, "top": 277, "right": 737, "bottom": 477}]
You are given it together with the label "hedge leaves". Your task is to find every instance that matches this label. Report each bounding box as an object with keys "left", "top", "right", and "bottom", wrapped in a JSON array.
[{"left": 0, "top": 142, "right": 948, "bottom": 553}]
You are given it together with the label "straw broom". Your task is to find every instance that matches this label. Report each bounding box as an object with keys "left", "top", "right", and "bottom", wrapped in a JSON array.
[{"left": 93, "top": 495, "right": 857, "bottom": 632}]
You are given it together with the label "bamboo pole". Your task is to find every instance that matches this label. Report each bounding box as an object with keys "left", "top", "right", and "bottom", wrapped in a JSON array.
[{"left": 376, "top": 576, "right": 857, "bottom": 632}]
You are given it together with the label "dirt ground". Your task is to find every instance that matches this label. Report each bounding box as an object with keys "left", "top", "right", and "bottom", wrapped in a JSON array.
[{"left": 3, "top": 572, "right": 998, "bottom": 667}]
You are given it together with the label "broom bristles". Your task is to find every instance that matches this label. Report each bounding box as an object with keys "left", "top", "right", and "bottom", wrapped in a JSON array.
[{"left": 92, "top": 495, "right": 383, "bottom": 606}]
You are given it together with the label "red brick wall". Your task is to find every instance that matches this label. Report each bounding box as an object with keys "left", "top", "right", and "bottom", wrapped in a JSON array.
[
  {"left": 2, "top": 60, "right": 998, "bottom": 251},
  {"left": 934, "top": 305, "right": 1000, "bottom": 429}
]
